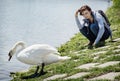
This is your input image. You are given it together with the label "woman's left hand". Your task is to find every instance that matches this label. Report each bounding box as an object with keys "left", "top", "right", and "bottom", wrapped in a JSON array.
[{"left": 75, "top": 10, "right": 79, "bottom": 17}]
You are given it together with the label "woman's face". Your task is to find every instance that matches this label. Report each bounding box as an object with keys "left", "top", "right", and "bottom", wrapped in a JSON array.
[{"left": 82, "top": 9, "right": 91, "bottom": 19}]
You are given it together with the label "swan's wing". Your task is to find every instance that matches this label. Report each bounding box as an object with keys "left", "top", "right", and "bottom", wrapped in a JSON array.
[
  {"left": 34, "top": 44, "right": 58, "bottom": 54},
  {"left": 20, "top": 44, "right": 59, "bottom": 57}
]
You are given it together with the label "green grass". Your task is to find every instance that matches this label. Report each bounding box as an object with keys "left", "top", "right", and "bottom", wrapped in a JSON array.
[{"left": 11, "top": 0, "right": 120, "bottom": 81}]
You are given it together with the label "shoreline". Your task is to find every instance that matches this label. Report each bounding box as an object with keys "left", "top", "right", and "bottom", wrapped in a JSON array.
[{"left": 10, "top": 0, "right": 119, "bottom": 78}]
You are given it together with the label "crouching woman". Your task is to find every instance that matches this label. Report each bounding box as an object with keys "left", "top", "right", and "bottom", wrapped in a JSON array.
[{"left": 75, "top": 5, "right": 112, "bottom": 48}]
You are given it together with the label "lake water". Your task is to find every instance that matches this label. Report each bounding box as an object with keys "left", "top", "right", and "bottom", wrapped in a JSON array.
[{"left": 0, "top": 0, "right": 111, "bottom": 81}]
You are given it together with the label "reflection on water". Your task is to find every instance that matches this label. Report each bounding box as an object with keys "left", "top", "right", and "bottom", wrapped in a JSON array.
[{"left": 0, "top": 0, "right": 110, "bottom": 80}]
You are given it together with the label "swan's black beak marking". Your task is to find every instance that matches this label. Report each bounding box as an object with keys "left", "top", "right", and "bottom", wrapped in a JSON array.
[
  {"left": 8, "top": 51, "right": 12, "bottom": 61},
  {"left": 8, "top": 56, "right": 12, "bottom": 61}
]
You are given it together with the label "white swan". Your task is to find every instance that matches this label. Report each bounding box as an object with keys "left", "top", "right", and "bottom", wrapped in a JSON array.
[{"left": 8, "top": 41, "right": 70, "bottom": 77}]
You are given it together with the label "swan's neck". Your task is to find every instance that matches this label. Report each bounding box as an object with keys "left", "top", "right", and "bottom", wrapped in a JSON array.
[{"left": 12, "top": 41, "right": 26, "bottom": 54}]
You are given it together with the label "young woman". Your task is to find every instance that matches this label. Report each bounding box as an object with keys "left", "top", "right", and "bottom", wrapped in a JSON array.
[{"left": 75, "top": 5, "right": 112, "bottom": 48}]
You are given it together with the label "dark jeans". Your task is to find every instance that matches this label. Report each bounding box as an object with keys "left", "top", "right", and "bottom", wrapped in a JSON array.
[{"left": 80, "top": 23, "right": 110, "bottom": 44}]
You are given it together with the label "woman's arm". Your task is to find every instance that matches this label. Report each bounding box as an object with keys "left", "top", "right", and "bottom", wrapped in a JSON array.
[
  {"left": 94, "top": 13, "right": 105, "bottom": 45},
  {"left": 75, "top": 11, "right": 83, "bottom": 29}
]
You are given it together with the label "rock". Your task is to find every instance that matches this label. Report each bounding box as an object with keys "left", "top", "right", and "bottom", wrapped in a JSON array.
[
  {"left": 43, "top": 74, "right": 67, "bottom": 81},
  {"left": 88, "top": 72, "right": 120, "bottom": 81},
  {"left": 96, "top": 61, "right": 120, "bottom": 68},
  {"left": 113, "top": 38, "right": 120, "bottom": 42},
  {"left": 75, "top": 63, "right": 99, "bottom": 69},
  {"left": 64, "top": 72, "right": 89, "bottom": 80},
  {"left": 113, "top": 49, "right": 120, "bottom": 53},
  {"left": 92, "top": 51, "right": 107, "bottom": 55}
]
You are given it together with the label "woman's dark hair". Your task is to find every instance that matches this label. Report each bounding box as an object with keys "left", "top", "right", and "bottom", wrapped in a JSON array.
[{"left": 78, "top": 5, "right": 92, "bottom": 15}]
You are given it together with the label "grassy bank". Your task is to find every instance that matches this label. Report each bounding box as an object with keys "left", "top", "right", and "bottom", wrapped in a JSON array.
[{"left": 11, "top": 0, "right": 120, "bottom": 81}]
